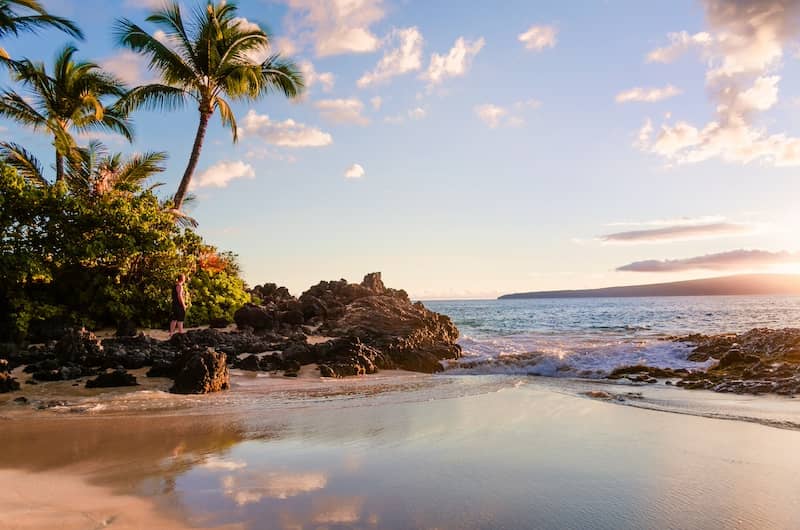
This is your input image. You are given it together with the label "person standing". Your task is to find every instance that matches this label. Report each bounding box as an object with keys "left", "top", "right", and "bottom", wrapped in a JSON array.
[{"left": 169, "top": 274, "right": 188, "bottom": 335}]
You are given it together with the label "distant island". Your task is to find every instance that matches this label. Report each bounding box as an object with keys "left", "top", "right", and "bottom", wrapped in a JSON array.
[{"left": 498, "top": 274, "right": 800, "bottom": 299}]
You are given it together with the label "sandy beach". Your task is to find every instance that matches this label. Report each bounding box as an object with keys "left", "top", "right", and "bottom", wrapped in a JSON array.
[{"left": 3, "top": 372, "right": 800, "bottom": 530}]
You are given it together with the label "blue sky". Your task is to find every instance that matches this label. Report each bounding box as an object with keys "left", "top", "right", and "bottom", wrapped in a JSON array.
[{"left": 2, "top": 0, "right": 800, "bottom": 298}]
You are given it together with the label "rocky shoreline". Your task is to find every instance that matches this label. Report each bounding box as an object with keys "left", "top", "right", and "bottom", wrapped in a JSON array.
[
  {"left": 607, "top": 328, "right": 800, "bottom": 396},
  {"left": 0, "top": 273, "right": 461, "bottom": 396}
]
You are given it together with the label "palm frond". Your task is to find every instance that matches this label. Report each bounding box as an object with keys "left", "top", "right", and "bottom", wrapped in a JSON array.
[{"left": 0, "top": 141, "right": 47, "bottom": 186}]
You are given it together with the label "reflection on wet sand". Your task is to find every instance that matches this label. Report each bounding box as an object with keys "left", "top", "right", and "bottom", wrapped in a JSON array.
[{"left": 3, "top": 376, "right": 800, "bottom": 529}]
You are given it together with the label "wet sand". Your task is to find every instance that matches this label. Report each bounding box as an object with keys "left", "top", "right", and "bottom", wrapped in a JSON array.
[{"left": 2, "top": 374, "right": 800, "bottom": 529}]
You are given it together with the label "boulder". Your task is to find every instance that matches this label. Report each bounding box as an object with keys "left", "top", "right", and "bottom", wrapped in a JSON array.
[
  {"left": 53, "top": 328, "right": 101, "bottom": 364},
  {"left": 233, "top": 304, "right": 274, "bottom": 332},
  {"left": 85, "top": 369, "right": 138, "bottom": 388},
  {"left": 716, "top": 347, "right": 746, "bottom": 369},
  {"left": 237, "top": 354, "right": 262, "bottom": 371},
  {"left": 170, "top": 349, "right": 229, "bottom": 394},
  {"left": 0, "top": 372, "right": 20, "bottom": 393},
  {"left": 146, "top": 360, "right": 177, "bottom": 378}
]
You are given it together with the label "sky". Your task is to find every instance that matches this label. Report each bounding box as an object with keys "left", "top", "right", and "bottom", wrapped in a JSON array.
[{"left": 2, "top": 0, "right": 800, "bottom": 299}]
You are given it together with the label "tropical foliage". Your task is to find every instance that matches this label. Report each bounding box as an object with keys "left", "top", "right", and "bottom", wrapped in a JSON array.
[
  {"left": 0, "top": 163, "right": 249, "bottom": 341},
  {"left": 114, "top": 0, "right": 304, "bottom": 210},
  {"left": 0, "top": 0, "right": 83, "bottom": 59},
  {"left": 0, "top": 0, "right": 306, "bottom": 342},
  {"left": 0, "top": 45, "right": 131, "bottom": 182}
]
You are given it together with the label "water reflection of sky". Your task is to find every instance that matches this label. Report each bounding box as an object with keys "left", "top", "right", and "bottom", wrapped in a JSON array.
[{"left": 146, "top": 381, "right": 800, "bottom": 530}]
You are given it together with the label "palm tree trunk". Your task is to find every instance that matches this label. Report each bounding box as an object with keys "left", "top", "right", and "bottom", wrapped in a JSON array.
[
  {"left": 174, "top": 110, "right": 211, "bottom": 211},
  {"left": 55, "top": 151, "right": 64, "bottom": 184}
]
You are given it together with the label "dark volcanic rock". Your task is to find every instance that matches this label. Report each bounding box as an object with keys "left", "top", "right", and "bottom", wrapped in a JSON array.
[
  {"left": 237, "top": 354, "right": 262, "bottom": 371},
  {"left": 115, "top": 319, "right": 138, "bottom": 337},
  {"left": 53, "top": 328, "right": 101, "bottom": 364},
  {"left": 233, "top": 304, "right": 274, "bottom": 332},
  {"left": 0, "top": 372, "right": 20, "bottom": 392},
  {"left": 85, "top": 369, "right": 138, "bottom": 388},
  {"left": 665, "top": 328, "right": 800, "bottom": 395},
  {"left": 146, "top": 360, "right": 177, "bottom": 378},
  {"left": 209, "top": 317, "right": 231, "bottom": 329},
  {"left": 170, "top": 349, "right": 229, "bottom": 394},
  {"left": 318, "top": 278, "right": 461, "bottom": 372}
]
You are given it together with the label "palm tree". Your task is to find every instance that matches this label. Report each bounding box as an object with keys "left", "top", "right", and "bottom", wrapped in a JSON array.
[
  {"left": 0, "top": 140, "right": 165, "bottom": 195},
  {"left": 0, "top": 45, "right": 133, "bottom": 183},
  {"left": 1, "top": 139, "right": 199, "bottom": 226},
  {"left": 114, "top": 0, "right": 304, "bottom": 211},
  {"left": 0, "top": 0, "right": 83, "bottom": 59}
]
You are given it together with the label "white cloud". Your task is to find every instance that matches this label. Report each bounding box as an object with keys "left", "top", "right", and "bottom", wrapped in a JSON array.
[
  {"left": 646, "top": 31, "right": 712, "bottom": 63},
  {"left": 370, "top": 96, "right": 382, "bottom": 110},
  {"left": 408, "top": 107, "right": 426, "bottom": 120},
  {"left": 240, "top": 110, "right": 333, "bottom": 147},
  {"left": 475, "top": 99, "right": 541, "bottom": 128},
  {"left": 518, "top": 25, "right": 557, "bottom": 51},
  {"left": 357, "top": 27, "right": 424, "bottom": 87},
  {"left": 344, "top": 163, "right": 365, "bottom": 179},
  {"left": 314, "top": 98, "right": 369, "bottom": 125},
  {"left": 99, "top": 50, "right": 154, "bottom": 85},
  {"left": 617, "top": 249, "right": 798, "bottom": 272},
  {"left": 474, "top": 104, "right": 506, "bottom": 128},
  {"left": 616, "top": 85, "right": 682, "bottom": 103},
  {"left": 299, "top": 60, "right": 335, "bottom": 93},
  {"left": 383, "top": 106, "right": 427, "bottom": 124},
  {"left": 193, "top": 161, "right": 255, "bottom": 189},
  {"left": 271, "top": 36, "right": 298, "bottom": 57},
  {"left": 422, "top": 37, "right": 485, "bottom": 86},
  {"left": 284, "top": 0, "right": 384, "bottom": 57},
  {"left": 123, "top": 0, "right": 167, "bottom": 9},
  {"left": 636, "top": 0, "right": 800, "bottom": 167}
]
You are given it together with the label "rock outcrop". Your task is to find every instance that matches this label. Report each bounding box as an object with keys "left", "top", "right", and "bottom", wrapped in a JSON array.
[
  {"left": 610, "top": 328, "right": 800, "bottom": 396},
  {"left": 0, "top": 273, "right": 462, "bottom": 398},
  {"left": 170, "top": 349, "right": 230, "bottom": 394},
  {"left": 85, "top": 369, "right": 139, "bottom": 388}
]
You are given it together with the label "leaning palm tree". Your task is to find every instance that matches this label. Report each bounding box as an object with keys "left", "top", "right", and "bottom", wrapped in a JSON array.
[
  {"left": 114, "top": 0, "right": 304, "bottom": 211},
  {"left": 0, "top": 45, "right": 133, "bottom": 183},
  {"left": 0, "top": 0, "right": 83, "bottom": 59}
]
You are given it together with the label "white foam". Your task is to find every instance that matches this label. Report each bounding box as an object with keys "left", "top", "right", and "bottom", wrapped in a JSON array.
[{"left": 447, "top": 334, "right": 714, "bottom": 377}]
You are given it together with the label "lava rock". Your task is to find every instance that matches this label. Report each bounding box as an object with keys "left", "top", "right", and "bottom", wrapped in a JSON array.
[
  {"left": 0, "top": 372, "right": 20, "bottom": 393},
  {"left": 233, "top": 304, "right": 274, "bottom": 332},
  {"left": 170, "top": 349, "right": 229, "bottom": 394},
  {"left": 85, "top": 369, "right": 138, "bottom": 388},
  {"left": 209, "top": 317, "right": 231, "bottom": 329}
]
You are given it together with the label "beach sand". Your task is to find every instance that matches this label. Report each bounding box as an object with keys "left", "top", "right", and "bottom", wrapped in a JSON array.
[{"left": 2, "top": 374, "right": 800, "bottom": 529}]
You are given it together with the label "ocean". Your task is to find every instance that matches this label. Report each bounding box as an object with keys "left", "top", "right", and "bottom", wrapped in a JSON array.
[{"left": 426, "top": 295, "right": 800, "bottom": 377}]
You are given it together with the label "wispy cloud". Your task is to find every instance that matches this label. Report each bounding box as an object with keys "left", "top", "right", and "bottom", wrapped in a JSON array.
[
  {"left": 518, "top": 25, "right": 557, "bottom": 51},
  {"left": 600, "top": 221, "right": 753, "bottom": 243},
  {"left": 636, "top": 0, "right": 800, "bottom": 167},
  {"left": 314, "top": 98, "right": 370, "bottom": 125},
  {"left": 474, "top": 99, "right": 541, "bottom": 128},
  {"left": 192, "top": 161, "right": 255, "bottom": 189},
  {"left": 344, "top": 163, "right": 365, "bottom": 179},
  {"left": 299, "top": 61, "right": 335, "bottom": 94},
  {"left": 616, "top": 85, "right": 682, "bottom": 103},
  {"left": 617, "top": 249, "right": 798, "bottom": 272},
  {"left": 357, "top": 27, "right": 423, "bottom": 87},
  {"left": 422, "top": 36, "right": 485, "bottom": 87},
  {"left": 284, "top": 0, "right": 384, "bottom": 57},
  {"left": 240, "top": 110, "right": 332, "bottom": 147}
]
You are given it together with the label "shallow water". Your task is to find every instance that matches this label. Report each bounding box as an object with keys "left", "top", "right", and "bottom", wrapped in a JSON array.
[
  {"left": 426, "top": 296, "right": 800, "bottom": 376},
  {"left": 3, "top": 375, "right": 800, "bottom": 529}
]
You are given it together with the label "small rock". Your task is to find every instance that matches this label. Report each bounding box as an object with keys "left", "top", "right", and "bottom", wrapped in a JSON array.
[{"left": 85, "top": 369, "right": 139, "bottom": 388}]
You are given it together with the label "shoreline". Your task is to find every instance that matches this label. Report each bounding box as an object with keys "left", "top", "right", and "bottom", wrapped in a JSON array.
[{"left": 3, "top": 374, "right": 800, "bottom": 529}]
